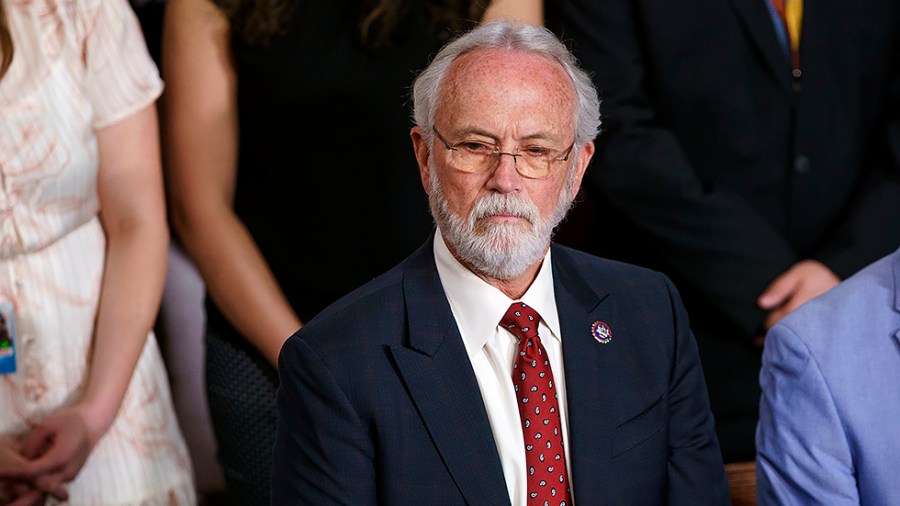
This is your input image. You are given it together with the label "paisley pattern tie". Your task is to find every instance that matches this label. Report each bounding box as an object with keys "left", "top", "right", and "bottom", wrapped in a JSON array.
[{"left": 501, "top": 302, "right": 572, "bottom": 506}]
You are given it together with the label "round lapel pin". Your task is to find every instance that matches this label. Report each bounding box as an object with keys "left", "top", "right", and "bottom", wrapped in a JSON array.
[{"left": 591, "top": 321, "right": 612, "bottom": 344}]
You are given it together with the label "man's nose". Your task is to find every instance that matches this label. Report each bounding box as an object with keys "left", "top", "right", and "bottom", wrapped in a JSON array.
[{"left": 487, "top": 151, "right": 524, "bottom": 193}]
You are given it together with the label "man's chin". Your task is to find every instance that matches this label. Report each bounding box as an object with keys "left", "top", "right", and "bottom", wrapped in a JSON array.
[
  {"left": 472, "top": 233, "right": 524, "bottom": 253},
  {"left": 451, "top": 228, "right": 549, "bottom": 281}
]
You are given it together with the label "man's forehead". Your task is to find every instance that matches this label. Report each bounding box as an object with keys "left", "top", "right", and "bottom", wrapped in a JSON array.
[
  {"left": 437, "top": 49, "right": 576, "bottom": 125},
  {"left": 445, "top": 48, "right": 571, "bottom": 90}
]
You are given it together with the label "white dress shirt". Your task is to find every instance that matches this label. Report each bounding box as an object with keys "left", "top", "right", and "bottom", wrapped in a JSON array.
[{"left": 433, "top": 232, "right": 573, "bottom": 505}]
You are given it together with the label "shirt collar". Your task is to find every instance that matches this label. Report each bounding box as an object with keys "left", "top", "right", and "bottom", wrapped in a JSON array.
[{"left": 433, "top": 232, "right": 561, "bottom": 360}]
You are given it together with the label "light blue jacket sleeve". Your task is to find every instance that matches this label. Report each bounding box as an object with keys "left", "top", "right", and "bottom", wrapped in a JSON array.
[{"left": 756, "top": 323, "right": 858, "bottom": 505}]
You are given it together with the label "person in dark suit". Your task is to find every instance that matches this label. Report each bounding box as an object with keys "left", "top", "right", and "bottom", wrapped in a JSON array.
[
  {"left": 271, "top": 21, "right": 730, "bottom": 505},
  {"left": 545, "top": 0, "right": 900, "bottom": 463}
]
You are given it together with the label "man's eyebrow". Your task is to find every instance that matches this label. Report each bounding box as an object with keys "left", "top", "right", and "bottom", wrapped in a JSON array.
[{"left": 450, "top": 127, "right": 559, "bottom": 143}]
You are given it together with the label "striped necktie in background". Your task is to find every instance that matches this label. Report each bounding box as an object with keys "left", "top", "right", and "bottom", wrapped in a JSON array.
[{"left": 770, "top": 0, "right": 803, "bottom": 70}]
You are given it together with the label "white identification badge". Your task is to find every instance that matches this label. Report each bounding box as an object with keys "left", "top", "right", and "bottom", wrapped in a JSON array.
[{"left": 0, "top": 302, "right": 17, "bottom": 374}]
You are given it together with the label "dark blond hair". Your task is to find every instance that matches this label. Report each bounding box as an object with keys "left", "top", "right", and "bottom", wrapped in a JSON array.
[
  {"left": 213, "top": 0, "right": 487, "bottom": 47},
  {"left": 0, "top": 1, "right": 13, "bottom": 80}
]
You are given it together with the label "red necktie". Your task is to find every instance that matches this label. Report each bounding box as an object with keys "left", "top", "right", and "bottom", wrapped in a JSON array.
[{"left": 501, "top": 302, "right": 572, "bottom": 505}]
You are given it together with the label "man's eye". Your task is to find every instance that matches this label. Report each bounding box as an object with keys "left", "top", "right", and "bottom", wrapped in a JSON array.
[
  {"left": 458, "top": 142, "right": 495, "bottom": 153},
  {"left": 523, "top": 146, "right": 551, "bottom": 157}
]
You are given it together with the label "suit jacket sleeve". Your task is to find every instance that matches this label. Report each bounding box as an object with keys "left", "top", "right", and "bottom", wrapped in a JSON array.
[
  {"left": 814, "top": 55, "right": 900, "bottom": 279},
  {"left": 271, "top": 334, "right": 377, "bottom": 505},
  {"left": 662, "top": 276, "right": 732, "bottom": 505},
  {"left": 548, "top": 0, "right": 803, "bottom": 339},
  {"left": 756, "top": 323, "right": 858, "bottom": 505}
]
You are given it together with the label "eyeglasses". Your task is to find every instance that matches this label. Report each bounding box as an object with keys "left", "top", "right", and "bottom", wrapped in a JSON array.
[{"left": 432, "top": 126, "right": 574, "bottom": 179}]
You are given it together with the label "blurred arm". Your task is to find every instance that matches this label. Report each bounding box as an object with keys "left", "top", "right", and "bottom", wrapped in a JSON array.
[
  {"left": 482, "top": 0, "right": 543, "bottom": 25},
  {"left": 162, "top": 0, "right": 301, "bottom": 367}
]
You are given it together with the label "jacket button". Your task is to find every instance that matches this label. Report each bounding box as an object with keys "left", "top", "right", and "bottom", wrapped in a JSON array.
[{"left": 794, "top": 155, "right": 810, "bottom": 174}]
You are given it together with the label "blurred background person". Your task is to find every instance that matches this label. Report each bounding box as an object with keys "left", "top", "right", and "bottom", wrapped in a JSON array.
[
  {"left": 546, "top": 0, "right": 900, "bottom": 486},
  {"left": 0, "top": 0, "right": 194, "bottom": 504},
  {"left": 161, "top": 0, "right": 540, "bottom": 504},
  {"left": 757, "top": 245, "right": 900, "bottom": 504},
  {"left": 130, "top": 0, "right": 227, "bottom": 500}
]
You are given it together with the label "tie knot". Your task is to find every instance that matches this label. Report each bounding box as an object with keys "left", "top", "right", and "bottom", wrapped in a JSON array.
[{"left": 500, "top": 302, "right": 541, "bottom": 341}]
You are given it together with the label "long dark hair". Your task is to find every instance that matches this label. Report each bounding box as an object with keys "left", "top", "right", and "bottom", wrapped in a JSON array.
[
  {"left": 212, "top": 0, "right": 487, "bottom": 47},
  {"left": 0, "top": 1, "right": 13, "bottom": 80}
]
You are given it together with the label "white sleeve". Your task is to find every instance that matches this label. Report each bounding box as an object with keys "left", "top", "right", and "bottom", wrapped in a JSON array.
[{"left": 79, "top": 0, "right": 163, "bottom": 128}]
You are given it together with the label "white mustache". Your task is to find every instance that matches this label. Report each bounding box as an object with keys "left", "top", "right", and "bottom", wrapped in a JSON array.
[{"left": 469, "top": 194, "right": 539, "bottom": 224}]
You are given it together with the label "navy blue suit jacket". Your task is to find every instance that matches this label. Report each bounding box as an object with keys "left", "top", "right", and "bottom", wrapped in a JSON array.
[{"left": 271, "top": 238, "right": 730, "bottom": 505}]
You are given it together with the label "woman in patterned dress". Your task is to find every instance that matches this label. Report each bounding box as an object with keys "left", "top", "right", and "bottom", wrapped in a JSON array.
[{"left": 0, "top": 0, "right": 195, "bottom": 503}]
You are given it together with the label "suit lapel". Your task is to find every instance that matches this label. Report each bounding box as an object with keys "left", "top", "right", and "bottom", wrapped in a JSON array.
[
  {"left": 388, "top": 239, "right": 511, "bottom": 506},
  {"left": 552, "top": 247, "right": 617, "bottom": 504},
  {"left": 728, "top": 0, "right": 792, "bottom": 90}
]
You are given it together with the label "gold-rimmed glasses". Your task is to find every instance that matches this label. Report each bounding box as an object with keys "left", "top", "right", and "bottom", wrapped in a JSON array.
[{"left": 432, "top": 126, "right": 574, "bottom": 179}]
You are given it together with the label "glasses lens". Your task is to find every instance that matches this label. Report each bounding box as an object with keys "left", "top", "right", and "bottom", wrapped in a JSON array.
[
  {"left": 518, "top": 156, "right": 552, "bottom": 178},
  {"left": 447, "top": 149, "right": 556, "bottom": 178},
  {"left": 445, "top": 149, "right": 479, "bottom": 173},
  {"left": 435, "top": 126, "right": 567, "bottom": 179}
]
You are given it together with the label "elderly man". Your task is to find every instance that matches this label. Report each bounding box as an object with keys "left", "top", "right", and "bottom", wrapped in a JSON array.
[{"left": 271, "top": 21, "right": 729, "bottom": 505}]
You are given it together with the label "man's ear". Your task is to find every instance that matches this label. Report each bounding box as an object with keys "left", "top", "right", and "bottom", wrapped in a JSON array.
[
  {"left": 570, "top": 140, "right": 595, "bottom": 200},
  {"left": 410, "top": 126, "right": 432, "bottom": 193}
]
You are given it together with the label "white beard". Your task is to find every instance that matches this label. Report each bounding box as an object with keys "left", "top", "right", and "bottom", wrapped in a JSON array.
[{"left": 428, "top": 163, "right": 576, "bottom": 280}]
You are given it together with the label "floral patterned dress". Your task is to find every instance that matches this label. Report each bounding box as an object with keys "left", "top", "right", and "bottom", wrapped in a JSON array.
[{"left": 0, "top": 0, "right": 195, "bottom": 503}]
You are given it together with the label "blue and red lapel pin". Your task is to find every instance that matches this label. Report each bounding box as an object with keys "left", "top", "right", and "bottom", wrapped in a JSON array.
[{"left": 591, "top": 321, "right": 612, "bottom": 344}]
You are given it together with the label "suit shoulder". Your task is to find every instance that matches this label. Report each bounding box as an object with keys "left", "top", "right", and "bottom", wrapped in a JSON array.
[{"left": 553, "top": 242, "right": 673, "bottom": 290}]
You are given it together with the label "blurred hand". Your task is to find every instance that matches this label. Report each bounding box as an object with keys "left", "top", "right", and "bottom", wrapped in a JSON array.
[
  {"left": 19, "top": 405, "right": 101, "bottom": 500},
  {"left": 1, "top": 486, "right": 45, "bottom": 506},
  {"left": 0, "top": 439, "right": 63, "bottom": 505},
  {"left": 0, "top": 439, "right": 27, "bottom": 479},
  {"left": 757, "top": 260, "right": 840, "bottom": 332},
  {"left": 0, "top": 440, "right": 32, "bottom": 506}
]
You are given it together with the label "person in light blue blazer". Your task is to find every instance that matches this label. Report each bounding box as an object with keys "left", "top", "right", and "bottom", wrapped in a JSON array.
[{"left": 757, "top": 246, "right": 900, "bottom": 504}]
